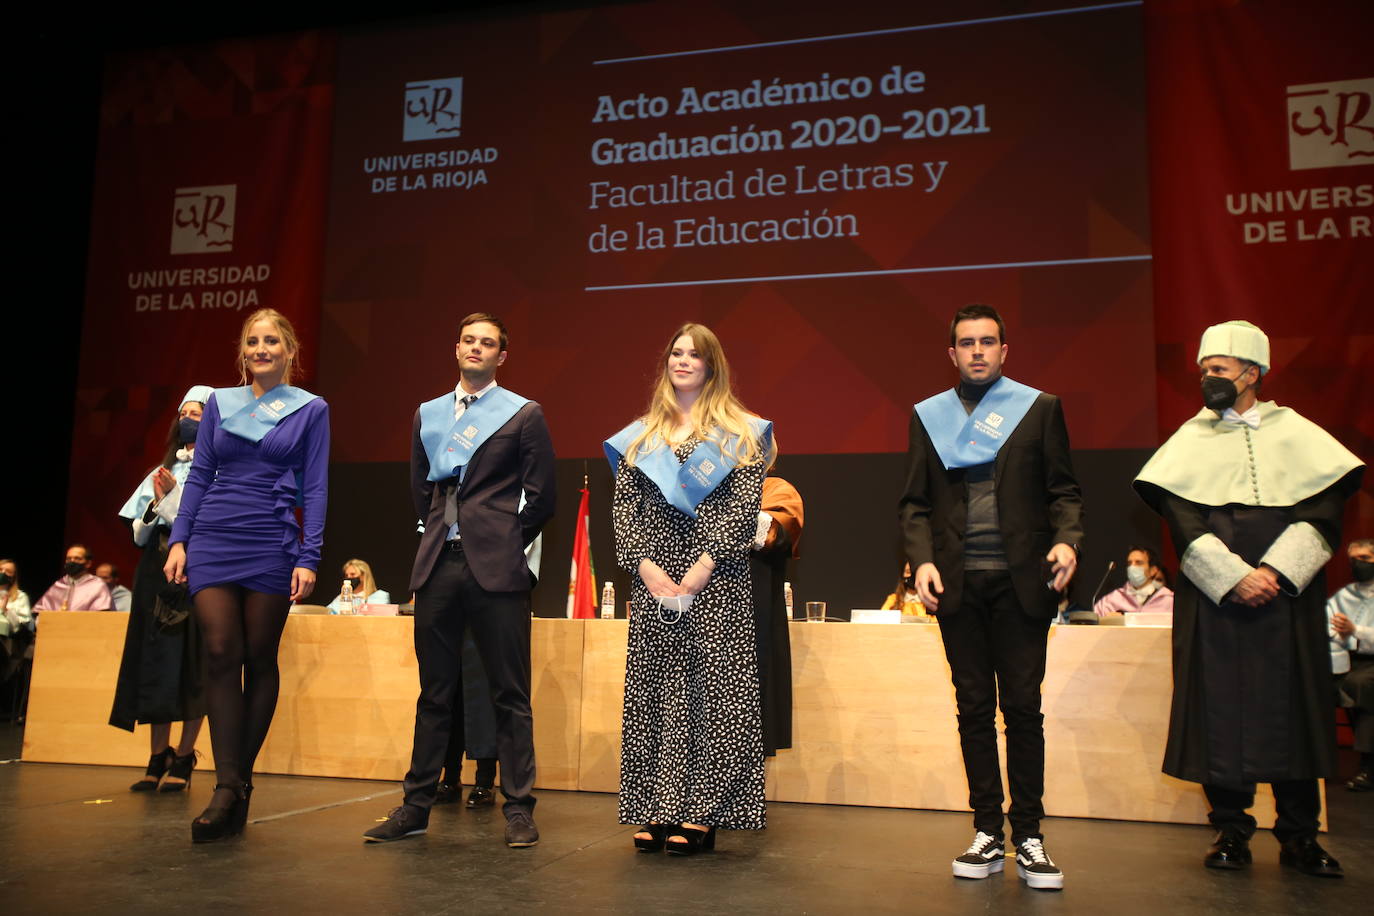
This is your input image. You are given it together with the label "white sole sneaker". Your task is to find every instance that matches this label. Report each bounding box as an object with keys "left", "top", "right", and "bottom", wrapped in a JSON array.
[
  {"left": 1016, "top": 862, "right": 1064, "bottom": 890},
  {"left": 953, "top": 856, "right": 1005, "bottom": 879}
]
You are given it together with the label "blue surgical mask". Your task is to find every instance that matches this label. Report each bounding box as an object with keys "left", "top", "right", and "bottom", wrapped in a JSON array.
[
  {"left": 178, "top": 417, "right": 201, "bottom": 444},
  {"left": 1126, "top": 566, "right": 1148, "bottom": 588}
]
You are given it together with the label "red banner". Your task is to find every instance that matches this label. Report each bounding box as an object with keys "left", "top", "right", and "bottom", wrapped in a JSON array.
[
  {"left": 68, "top": 33, "right": 335, "bottom": 576},
  {"left": 1146, "top": 0, "right": 1373, "bottom": 549}
]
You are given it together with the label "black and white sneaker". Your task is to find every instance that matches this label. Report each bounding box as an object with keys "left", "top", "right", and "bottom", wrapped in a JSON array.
[
  {"left": 1015, "top": 837, "right": 1063, "bottom": 890},
  {"left": 952, "top": 830, "right": 1005, "bottom": 878}
]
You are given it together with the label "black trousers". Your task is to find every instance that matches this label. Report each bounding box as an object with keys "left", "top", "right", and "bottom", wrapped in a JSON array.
[
  {"left": 936, "top": 569, "right": 1051, "bottom": 842},
  {"left": 1203, "top": 780, "right": 1321, "bottom": 842},
  {"left": 440, "top": 629, "right": 499, "bottom": 783},
  {"left": 403, "top": 545, "right": 535, "bottom": 816}
]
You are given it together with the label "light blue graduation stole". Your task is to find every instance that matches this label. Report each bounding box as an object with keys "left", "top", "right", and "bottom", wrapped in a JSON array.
[
  {"left": 604, "top": 417, "right": 772, "bottom": 518},
  {"left": 216, "top": 385, "right": 320, "bottom": 444},
  {"left": 914, "top": 376, "right": 1040, "bottom": 470},
  {"left": 418, "top": 386, "right": 530, "bottom": 483}
]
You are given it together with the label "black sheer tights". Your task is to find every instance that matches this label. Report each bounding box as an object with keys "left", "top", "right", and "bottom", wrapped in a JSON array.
[{"left": 193, "top": 585, "right": 290, "bottom": 810}]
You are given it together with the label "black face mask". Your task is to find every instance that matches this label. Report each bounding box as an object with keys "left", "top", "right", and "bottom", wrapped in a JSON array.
[
  {"left": 345, "top": 576, "right": 362, "bottom": 590},
  {"left": 1202, "top": 375, "right": 1240, "bottom": 413},
  {"left": 64, "top": 561, "right": 86, "bottom": 578},
  {"left": 0, "top": 572, "right": 11, "bottom": 586},
  {"left": 1353, "top": 559, "right": 1374, "bottom": 584},
  {"left": 178, "top": 417, "right": 201, "bottom": 444}
]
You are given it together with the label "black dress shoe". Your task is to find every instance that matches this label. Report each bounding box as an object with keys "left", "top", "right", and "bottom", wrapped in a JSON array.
[
  {"left": 1203, "top": 831, "right": 1251, "bottom": 870},
  {"left": 434, "top": 781, "right": 461, "bottom": 805},
  {"left": 504, "top": 810, "right": 539, "bottom": 847},
  {"left": 1346, "top": 770, "right": 1373, "bottom": 792},
  {"left": 1279, "top": 836, "right": 1343, "bottom": 877},
  {"left": 466, "top": 786, "right": 495, "bottom": 808},
  {"left": 363, "top": 805, "right": 429, "bottom": 843}
]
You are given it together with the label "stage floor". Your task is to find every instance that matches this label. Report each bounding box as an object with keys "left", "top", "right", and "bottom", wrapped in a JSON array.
[{"left": 1, "top": 724, "right": 1369, "bottom": 915}]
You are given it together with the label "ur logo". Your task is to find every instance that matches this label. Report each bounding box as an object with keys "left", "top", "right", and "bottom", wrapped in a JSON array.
[
  {"left": 171, "top": 185, "right": 236, "bottom": 255},
  {"left": 698, "top": 459, "right": 717, "bottom": 477},
  {"left": 404, "top": 77, "right": 463, "bottom": 142},
  {"left": 985, "top": 412, "right": 1005, "bottom": 429},
  {"left": 1286, "top": 78, "right": 1374, "bottom": 170},
  {"left": 463, "top": 424, "right": 479, "bottom": 439}
]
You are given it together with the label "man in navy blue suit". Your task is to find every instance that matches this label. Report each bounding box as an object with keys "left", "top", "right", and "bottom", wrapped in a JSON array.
[{"left": 364, "top": 312, "right": 556, "bottom": 847}]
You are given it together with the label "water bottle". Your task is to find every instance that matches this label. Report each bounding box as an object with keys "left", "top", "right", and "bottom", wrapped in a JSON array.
[
  {"left": 784, "top": 581, "right": 794, "bottom": 619},
  {"left": 339, "top": 580, "right": 353, "bottom": 615},
  {"left": 600, "top": 581, "right": 616, "bottom": 619}
]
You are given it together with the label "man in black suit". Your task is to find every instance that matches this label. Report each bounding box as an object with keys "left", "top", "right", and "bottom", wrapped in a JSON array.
[
  {"left": 900, "top": 304, "right": 1083, "bottom": 891},
  {"left": 364, "top": 312, "right": 556, "bottom": 847}
]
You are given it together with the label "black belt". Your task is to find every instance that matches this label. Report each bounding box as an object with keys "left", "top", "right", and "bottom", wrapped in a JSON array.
[{"left": 443, "top": 539, "right": 464, "bottom": 552}]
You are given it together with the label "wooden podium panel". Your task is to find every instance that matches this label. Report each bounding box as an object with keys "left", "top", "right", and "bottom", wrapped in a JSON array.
[
  {"left": 577, "top": 620, "right": 628, "bottom": 793},
  {"left": 23, "top": 613, "right": 587, "bottom": 791},
  {"left": 23, "top": 612, "right": 1302, "bottom": 827},
  {"left": 766, "top": 621, "right": 968, "bottom": 809}
]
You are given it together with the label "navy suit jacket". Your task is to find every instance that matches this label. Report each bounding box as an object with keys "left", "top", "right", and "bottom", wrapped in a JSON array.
[{"left": 409, "top": 398, "right": 557, "bottom": 594}]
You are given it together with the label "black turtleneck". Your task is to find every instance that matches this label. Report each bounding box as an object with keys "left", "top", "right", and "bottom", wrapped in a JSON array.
[
  {"left": 957, "top": 376, "right": 1008, "bottom": 570},
  {"left": 957, "top": 379, "right": 991, "bottom": 411}
]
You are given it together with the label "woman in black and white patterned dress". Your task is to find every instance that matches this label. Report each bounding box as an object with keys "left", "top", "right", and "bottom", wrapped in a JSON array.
[{"left": 604, "top": 322, "right": 774, "bottom": 856}]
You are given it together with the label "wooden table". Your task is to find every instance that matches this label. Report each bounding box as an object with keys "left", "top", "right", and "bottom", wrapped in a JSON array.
[{"left": 23, "top": 612, "right": 1292, "bottom": 826}]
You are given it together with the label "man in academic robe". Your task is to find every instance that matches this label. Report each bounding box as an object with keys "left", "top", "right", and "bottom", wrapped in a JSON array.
[
  {"left": 34, "top": 544, "right": 114, "bottom": 612},
  {"left": 749, "top": 475, "right": 803, "bottom": 756},
  {"left": 900, "top": 304, "right": 1083, "bottom": 891},
  {"left": 363, "top": 312, "right": 556, "bottom": 848},
  {"left": 1135, "top": 320, "right": 1363, "bottom": 878}
]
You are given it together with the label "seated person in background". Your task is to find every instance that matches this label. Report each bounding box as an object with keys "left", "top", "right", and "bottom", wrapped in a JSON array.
[
  {"left": 1, "top": 558, "right": 34, "bottom": 684},
  {"left": 1093, "top": 546, "right": 1174, "bottom": 616},
  {"left": 326, "top": 558, "right": 391, "bottom": 613},
  {"left": 33, "top": 544, "right": 113, "bottom": 612},
  {"left": 1329, "top": 537, "right": 1374, "bottom": 792},
  {"left": 882, "top": 561, "right": 930, "bottom": 620},
  {"left": 95, "top": 563, "right": 132, "bottom": 612},
  {"left": 1, "top": 558, "right": 33, "bottom": 636}
]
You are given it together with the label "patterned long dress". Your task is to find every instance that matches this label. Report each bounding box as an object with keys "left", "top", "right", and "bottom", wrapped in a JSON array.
[{"left": 612, "top": 437, "right": 767, "bottom": 830}]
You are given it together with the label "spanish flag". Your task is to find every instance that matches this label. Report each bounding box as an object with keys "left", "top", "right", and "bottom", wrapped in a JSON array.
[{"left": 566, "top": 484, "right": 597, "bottom": 619}]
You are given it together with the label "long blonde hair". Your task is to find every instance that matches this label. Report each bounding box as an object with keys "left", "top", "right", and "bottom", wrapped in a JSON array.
[
  {"left": 237, "top": 308, "right": 303, "bottom": 386},
  {"left": 625, "top": 323, "right": 774, "bottom": 468},
  {"left": 343, "top": 558, "right": 378, "bottom": 597}
]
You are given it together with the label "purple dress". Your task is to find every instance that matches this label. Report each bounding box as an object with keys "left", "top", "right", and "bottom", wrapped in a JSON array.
[{"left": 170, "top": 389, "right": 330, "bottom": 596}]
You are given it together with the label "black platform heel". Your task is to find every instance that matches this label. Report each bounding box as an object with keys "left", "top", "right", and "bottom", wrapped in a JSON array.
[
  {"left": 158, "top": 750, "right": 197, "bottom": 793},
  {"left": 633, "top": 823, "right": 668, "bottom": 852},
  {"left": 131, "top": 747, "right": 174, "bottom": 792},
  {"left": 191, "top": 782, "right": 246, "bottom": 843},
  {"left": 233, "top": 783, "right": 254, "bottom": 833},
  {"left": 665, "top": 825, "right": 716, "bottom": 856}
]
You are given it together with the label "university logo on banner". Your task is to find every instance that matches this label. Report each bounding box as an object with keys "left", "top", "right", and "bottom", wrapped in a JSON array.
[
  {"left": 404, "top": 77, "right": 463, "bottom": 142},
  {"left": 171, "top": 185, "right": 236, "bottom": 254},
  {"left": 1286, "top": 77, "right": 1374, "bottom": 170}
]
